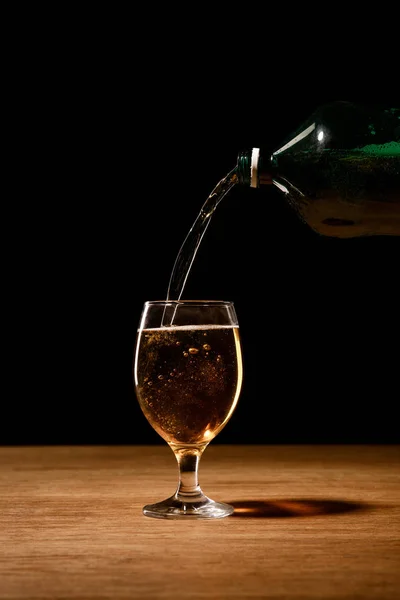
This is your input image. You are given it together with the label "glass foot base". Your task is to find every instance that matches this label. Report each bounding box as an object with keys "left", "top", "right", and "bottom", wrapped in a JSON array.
[{"left": 143, "top": 493, "right": 234, "bottom": 520}]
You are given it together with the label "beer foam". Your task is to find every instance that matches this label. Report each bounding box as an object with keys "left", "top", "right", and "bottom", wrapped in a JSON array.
[{"left": 138, "top": 324, "right": 239, "bottom": 333}]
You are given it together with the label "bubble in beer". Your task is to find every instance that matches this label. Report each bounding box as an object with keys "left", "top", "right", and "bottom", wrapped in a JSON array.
[
  {"left": 158, "top": 375, "right": 164, "bottom": 380},
  {"left": 203, "top": 344, "right": 211, "bottom": 351},
  {"left": 147, "top": 381, "right": 153, "bottom": 386},
  {"left": 183, "top": 351, "right": 189, "bottom": 357},
  {"left": 189, "top": 348, "right": 199, "bottom": 354}
]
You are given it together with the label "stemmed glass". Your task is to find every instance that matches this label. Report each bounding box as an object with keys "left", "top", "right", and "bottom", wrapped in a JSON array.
[{"left": 133, "top": 300, "right": 243, "bottom": 519}]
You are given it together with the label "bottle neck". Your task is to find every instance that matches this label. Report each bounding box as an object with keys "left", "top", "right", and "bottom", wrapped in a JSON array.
[{"left": 237, "top": 148, "right": 273, "bottom": 187}]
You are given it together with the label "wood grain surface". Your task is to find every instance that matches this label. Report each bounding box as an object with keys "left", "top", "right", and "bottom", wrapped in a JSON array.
[{"left": 0, "top": 445, "right": 399, "bottom": 599}]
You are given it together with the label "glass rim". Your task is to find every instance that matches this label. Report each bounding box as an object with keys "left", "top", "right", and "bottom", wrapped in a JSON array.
[{"left": 144, "top": 300, "right": 234, "bottom": 307}]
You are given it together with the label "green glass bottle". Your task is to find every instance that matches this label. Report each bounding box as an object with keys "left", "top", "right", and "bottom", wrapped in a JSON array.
[{"left": 237, "top": 101, "right": 400, "bottom": 237}]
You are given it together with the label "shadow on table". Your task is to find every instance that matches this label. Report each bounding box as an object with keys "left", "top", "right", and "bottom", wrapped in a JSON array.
[{"left": 228, "top": 499, "right": 370, "bottom": 518}]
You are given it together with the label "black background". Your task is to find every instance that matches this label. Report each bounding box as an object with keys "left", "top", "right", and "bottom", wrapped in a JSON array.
[{"left": 6, "top": 46, "right": 400, "bottom": 446}]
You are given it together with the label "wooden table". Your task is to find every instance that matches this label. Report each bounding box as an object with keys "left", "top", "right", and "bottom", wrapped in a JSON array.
[{"left": 0, "top": 445, "right": 399, "bottom": 599}]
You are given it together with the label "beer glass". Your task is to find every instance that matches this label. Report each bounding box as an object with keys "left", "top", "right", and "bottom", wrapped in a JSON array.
[{"left": 133, "top": 300, "right": 243, "bottom": 519}]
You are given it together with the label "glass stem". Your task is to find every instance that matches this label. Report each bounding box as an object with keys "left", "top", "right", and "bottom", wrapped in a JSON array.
[{"left": 173, "top": 446, "right": 206, "bottom": 499}]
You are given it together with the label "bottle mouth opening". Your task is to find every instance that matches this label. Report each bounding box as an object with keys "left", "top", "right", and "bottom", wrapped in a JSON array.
[
  {"left": 237, "top": 148, "right": 260, "bottom": 187},
  {"left": 237, "top": 149, "right": 251, "bottom": 185}
]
